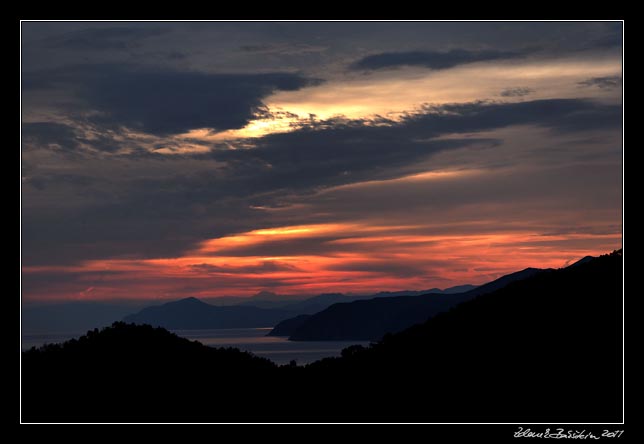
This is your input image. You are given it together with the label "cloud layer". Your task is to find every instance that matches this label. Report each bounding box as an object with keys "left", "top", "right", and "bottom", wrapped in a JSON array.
[
  {"left": 350, "top": 49, "right": 526, "bottom": 71},
  {"left": 23, "top": 65, "right": 320, "bottom": 135},
  {"left": 21, "top": 22, "right": 623, "bottom": 302}
]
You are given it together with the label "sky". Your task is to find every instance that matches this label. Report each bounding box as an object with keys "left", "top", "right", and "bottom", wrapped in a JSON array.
[{"left": 21, "top": 21, "right": 623, "bottom": 303}]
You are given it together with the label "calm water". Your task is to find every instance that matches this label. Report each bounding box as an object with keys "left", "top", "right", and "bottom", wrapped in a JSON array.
[{"left": 22, "top": 328, "right": 369, "bottom": 366}]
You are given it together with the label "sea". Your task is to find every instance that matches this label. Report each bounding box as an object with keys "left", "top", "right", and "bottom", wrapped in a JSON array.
[{"left": 21, "top": 327, "right": 370, "bottom": 366}]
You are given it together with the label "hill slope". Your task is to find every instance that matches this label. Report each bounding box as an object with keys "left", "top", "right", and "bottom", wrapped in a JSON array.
[
  {"left": 287, "top": 267, "right": 542, "bottom": 341},
  {"left": 238, "top": 285, "right": 478, "bottom": 313},
  {"left": 22, "top": 322, "right": 278, "bottom": 422},
  {"left": 306, "top": 250, "right": 623, "bottom": 422},
  {"left": 22, "top": 251, "right": 622, "bottom": 423},
  {"left": 266, "top": 314, "right": 312, "bottom": 337}
]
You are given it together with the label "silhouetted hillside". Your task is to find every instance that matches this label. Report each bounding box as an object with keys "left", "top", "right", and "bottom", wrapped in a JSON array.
[
  {"left": 22, "top": 251, "right": 622, "bottom": 423},
  {"left": 281, "top": 293, "right": 355, "bottom": 313},
  {"left": 209, "top": 286, "right": 478, "bottom": 313},
  {"left": 123, "top": 297, "right": 297, "bottom": 329},
  {"left": 22, "top": 322, "right": 277, "bottom": 422},
  {"left": 305, "top": 250, "right": 622, "bottom": 422},
  {"left": 568, "top": 255, "right": 595, "bottom": 267},
  {"left": 287, "top": 267, "right": 542, "bottom": 341},
  {"left": 281, "top": 287, "right": 477, "bottom": 314},
  {"left": 267, "top": 314, "right": 312, "bottom": 336}
]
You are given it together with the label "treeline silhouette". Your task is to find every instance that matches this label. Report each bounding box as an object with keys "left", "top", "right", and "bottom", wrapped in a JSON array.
[{"left": 22, "top": 251, "right": 622, "bottom": 423}]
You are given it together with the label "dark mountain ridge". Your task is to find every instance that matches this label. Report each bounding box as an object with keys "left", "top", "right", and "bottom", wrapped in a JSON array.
[
  {"left": 22, "top": 250, "right": 622, "bottom": 422},
  {"left": 305, "top": 249, "right": 622, "bottom": 422},
  {"left": 266, "top": 314, "right": 311, "bottom": 337},
  {"left": 122, "top": 284, "right": 481, "bottom": 330},
  {"left": 285, "top": 267, "right": 543, "bottom": 341}
]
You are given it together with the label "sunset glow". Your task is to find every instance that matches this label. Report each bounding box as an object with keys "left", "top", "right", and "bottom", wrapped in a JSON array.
[
  {"left": 22, "top": 220, "right": 620, "bottom": 302},
  {"left": 21, "top": 22, "right": 622, "bottom": 304},
  {"left": 20, "top": 21, "right": 625, "bottom": 429}
]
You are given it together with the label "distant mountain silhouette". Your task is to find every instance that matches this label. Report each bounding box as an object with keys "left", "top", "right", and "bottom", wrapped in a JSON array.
[
  {"left": 280, "top": 287, "right": 474, "bottom": 314},
  {"left": 286, "top": 268, "right": 543, "bottom": 341},
  {"left": 266, "top": 314, "right": 312, "bottom": 336},
  {"left": 369, "top": 284, "right": 479, "bottom": 298},
  {"left": 431, "top": 284, "right": 478, "bottom": 294},
  {"left": 234, "top": 286, "right": 478, "bottom": 312},
  {"left": 568, "top": 255, "right": 595, "bottom": 267},
  {"left": 22, "top": 250, "right": 622, "bottom": 423},
  {"left": 238, "top": 290, "right": 295, "bottom": 306},
  {"left": 123, "top": 297, "right": 297, "bottom": 329},
  {"left": 123, "top": 285, "right": 480, "bottom": 329},
  {"left": 244, "top": 285, "right": 480, "bottom": 316},
  {"left": 231, "top": 292, "right": 351, "bottom": 312},
  {"left": 281, "top": 293, "right": 357, "bottom": 313}
]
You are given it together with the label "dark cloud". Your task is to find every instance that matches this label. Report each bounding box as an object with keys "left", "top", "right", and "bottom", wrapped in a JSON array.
[
  {"left": 189, "top": 261, "right": 302, "bottom": 274},
  {"left": 350, "top": 49, "right": 526, "bottom": 71},
  {"left": 23, "top": 64, "right": 321, "bottom": 135},
  {"left": 221, "top": 132, "right": 496, "bottom": 194},
  {"left": 20, "top": 22, "right": 623, "bottom": 303},
  {"left": 240, "top": 45, "right": 272, "bottom": 52},
  {"left": 408, "top": 99, "right": 621, "bottom": 134},
  {"left": 165, "top": 51, "right": 187, "bottom": 60},
  {"left": 21, "top": 98, "right": 620, "bottom": 266},
  {"left": 578, "top": 76, "right": 622, "bottom": 90},
  {"left": 193, "top": 99, "right": 620, "bottom": 205},
  {"left": 22, "top": 121, "right": 134, "bottom": 153},
  {"left": 24, "top": 173, "right": 95, "bottom": 191},
  {"left": 209, "top": 236, "right": 348, "bottom": 258},
  {"left": 289, "top": 159, "right": 622, "bottom": 226},
  {"left": 500, "top": 87, "right": 534, "bottom": 97},
  {"left": 325, "top": 261, "right": 427, "bottom": 278},
  {"left": 227, "top": 99, "right": 619, "bottom": 192},
  {"left": 48, "top": 27, "right": 168, "bottom": 50},
  {"left": 239, "top": 43, "right": 327, "bottom": 55},
  {"left": 584, "top": 22, "right": 622, "bottom": 50},
  {"left": 21, "top": 269, "right": 125, "bottom": 294},
  {"left": 22, "top": 122, "right": 80, "bottom": 151}
]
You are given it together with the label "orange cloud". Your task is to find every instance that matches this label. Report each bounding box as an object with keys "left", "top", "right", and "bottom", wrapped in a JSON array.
[{"left": 22, "top": 221, "right": 621, "bottom": 303}]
